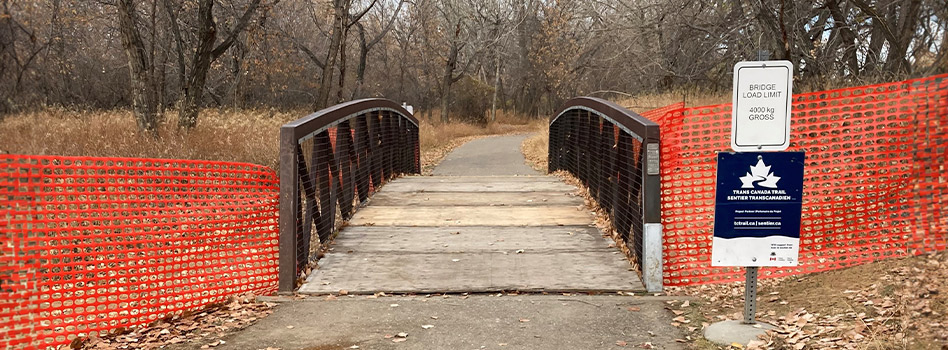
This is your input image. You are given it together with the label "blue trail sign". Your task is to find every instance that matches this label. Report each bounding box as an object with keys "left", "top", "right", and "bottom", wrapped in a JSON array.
[{"left": 711, "top": 151, "right": 805, "bottom": 267}]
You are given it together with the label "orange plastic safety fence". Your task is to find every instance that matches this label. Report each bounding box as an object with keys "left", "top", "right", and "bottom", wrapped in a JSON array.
[
  {"left": 0, "top": 155, "right": 280, "bottom": 350},
  {"left": 639, "top": 101, "right": 684, "bottom": 125},
  {"left": 652, "top": 74, "right": 948, "bottom": 286}
]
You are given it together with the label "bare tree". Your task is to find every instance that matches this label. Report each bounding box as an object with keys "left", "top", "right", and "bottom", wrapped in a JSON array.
[
  {"left": 116, "top": 0, "right": 160, "bottom": 136},
  {"left": 351, "top": 0, "right": 405, "bottom": 99},
  {"left": 2, "top": 0, "right": 946, "bottom": 118},
  {"left": 171, "top": 0, "right": 263, "bottom": 129}
]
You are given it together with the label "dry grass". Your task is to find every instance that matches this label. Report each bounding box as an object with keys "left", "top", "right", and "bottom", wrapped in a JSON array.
[
  {"left": 521, "top": 123, "right": 549, "bottom": 173},
  {"left": 614, "top": 90, "right": 731, "bottom": 114},
  {"left": 0, "top": 107, "right": 547, "bottom": 172},
  {"left": 0, "top": 107, "right": 294, "bottom": 169}
]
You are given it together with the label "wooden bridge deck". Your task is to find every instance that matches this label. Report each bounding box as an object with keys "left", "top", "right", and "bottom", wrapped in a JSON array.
[{"left": 298, "top": 175, "right": 645, "bottom": 294}]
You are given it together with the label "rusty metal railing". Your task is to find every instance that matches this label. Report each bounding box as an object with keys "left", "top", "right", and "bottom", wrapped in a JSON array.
[
  {"left": 548, "top": 97, "right": 663, "bottom": 292},
  {"left": 278, "top": 99, "right": 419, "bottom": 292}
]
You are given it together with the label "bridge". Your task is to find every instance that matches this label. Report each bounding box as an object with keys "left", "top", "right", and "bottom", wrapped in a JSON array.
[
  {"left": 207, "top": 98, "right": 679, "bottom": 350},
  {"left": 277, "top": 98, "right": 662, "bottom": 296}
]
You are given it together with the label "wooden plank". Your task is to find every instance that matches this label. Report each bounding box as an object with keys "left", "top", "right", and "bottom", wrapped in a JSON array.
[
  {"left": 329, "top": 226, "right": 612, "bottom": 253},
  {"left": 379, "top": 181, "right": 576, "bottom": 193},
  {"left": 299, "top": 251, "right": 644, "bottom": 294},
  {"left": 348, "top": 206, "right": 593, "bottom": 226},
  {"left": 367, "top": 191, "right": 582, "bottom": 207},
  {"left": 296, "top": 173, "right": 646, "bottom": 295}
]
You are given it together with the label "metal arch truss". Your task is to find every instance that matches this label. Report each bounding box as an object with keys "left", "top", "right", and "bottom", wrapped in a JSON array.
[
  {"left": 548, "top": 97, "right": 663, "bottom": 292},
  {"left": 278, "top": 99, "right": 421, "bottom": 292}
]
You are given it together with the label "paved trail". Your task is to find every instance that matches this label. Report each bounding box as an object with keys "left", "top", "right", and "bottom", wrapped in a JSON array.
[
  {"left": 187, "top": 135, "right": 683, "bottom": 350},
  {"left": 433, "top": 135, "right": 537, "bottom": 176}
]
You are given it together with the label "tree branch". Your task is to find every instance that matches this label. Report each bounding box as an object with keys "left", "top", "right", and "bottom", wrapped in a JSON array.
[
  {"left": 295, "top": 42, "right": 326, "bottom": 69},
  {"left": 366, "top": 0, "right": 404, "bottom": 49},
  {"left": 347, "top": 0, "right": 378, "bottom": 29},
  {"left": 161, "top": 0, "right": 187, "bottom": 85},
  {"left": 211, "top": 0, "right": 263, "bottom": 60}
]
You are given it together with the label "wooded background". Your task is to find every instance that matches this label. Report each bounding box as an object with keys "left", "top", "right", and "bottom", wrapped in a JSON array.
[{"left": 1, "top": 0, "right": 945, "bottom": 134}]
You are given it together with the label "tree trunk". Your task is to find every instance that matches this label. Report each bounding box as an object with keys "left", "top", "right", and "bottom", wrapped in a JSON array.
[
  {"left": 316, "top": 0, "right": 349, "bottom": 110},
  {"left": 862, "top": 0, "right": 893, "bottom": 76},
  {"left": 336, "top": 23, "right": 348, "bottom": 105},
  {"left": 351, "top": 1, "right": 402, "bottom": 100},
  {"left": 827, "top": 0, "right": 860, "bottom": 77},
  {"left": 440, "top": 43, "right": 459, "bottom": 123},
  {"left": 351, "top": 22, "right": 368, "bottom": 100},
  {"left": 514, "top": 1, "right": 537, "bottom": 114},
  {"left": 0, "top": 3, "right": 17, "bottom": 115},
  {"left": 178, "top": 0, "right": 216, "bottom": 129},
  {"left": 939, "top": 28, "right": 948, "bottom": 73},
  {"left": 156, "top": 41, "right": 167, "bottom": 116},
  {"left": 162, "top": 0, "right": 187, "bottom": 95},
  {"left": 848, "top": 0, "right": 919, "bottom": 74},
  {"left": 440, "top": 20, "right": 463, "bottom": 124},
  {"left": 177, "top": 0, "right": 261, "bottom": 129},
  {"left": 884, "top": 0, "right": 921, "bottom": 73},
  {"left": 491, "top": 52, "right": 499, "bottom": 122},
  {"left": 117, "top": 0, "right": 159, "bottom": 137}
]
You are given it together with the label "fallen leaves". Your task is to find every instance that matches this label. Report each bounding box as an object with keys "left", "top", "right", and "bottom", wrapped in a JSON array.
[
  {"left": 75, "top": 293, "right": 273, "bottom": 350},
  {"left": 390, "top": 332, "right": 409, "bottom": 343},
  {"left": 200, "top": 340, "right": 226, "bottom": 349},
  {"left": 552, "top": 171, "right": 636, "bottom": 266},
  {"left": 664, "top": 251, "right": 948, "bottom": 349}
]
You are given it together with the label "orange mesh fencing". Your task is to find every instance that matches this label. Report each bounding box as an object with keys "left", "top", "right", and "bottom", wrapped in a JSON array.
[
  {"left": 639, "top": 101, "right": 684, "bottom": 125},
  {"left": 0, "top": 155, "right": 280, "bottom": 350},
  {"left": 652, "top": 74, "right": 948, "bottom": 286}
]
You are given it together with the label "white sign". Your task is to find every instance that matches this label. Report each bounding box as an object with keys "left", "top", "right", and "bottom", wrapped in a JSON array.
[{"left": 731, "top": 61, "right": 793, "bottom": 152}]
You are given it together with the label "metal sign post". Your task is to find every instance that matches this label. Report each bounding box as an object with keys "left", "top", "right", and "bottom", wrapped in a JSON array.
[
  {"left": 745, "top": 50, "right": 764, "bottom": 325},
  {"left": 744, "top": 266, "right": 759, "bottom": 324}
]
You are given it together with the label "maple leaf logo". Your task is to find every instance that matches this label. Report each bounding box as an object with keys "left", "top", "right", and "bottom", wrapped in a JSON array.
[{"left": 739, "top": 158, "right": 781, "bottom": 188}]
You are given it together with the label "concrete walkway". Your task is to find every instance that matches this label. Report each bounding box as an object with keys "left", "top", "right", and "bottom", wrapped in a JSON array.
[
  {"left": 188, "top": 135, "right": 683, "bottom": 350},
  {"left": 185, "top": 295, "right": 687, "bottom": 350}
]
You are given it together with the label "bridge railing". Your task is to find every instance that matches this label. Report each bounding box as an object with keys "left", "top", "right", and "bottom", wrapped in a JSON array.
[
  {"left": 279, "top": 99, "right": 420, "bottom": 292},
  {"left": 548, "top": 97, "right": 662, "bottom": 292}
]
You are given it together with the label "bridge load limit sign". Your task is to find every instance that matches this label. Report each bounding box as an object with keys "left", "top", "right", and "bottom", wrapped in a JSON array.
[
  {"left": 731, "top": 61, "right": 793, "bottom": 152},
  {"left": 712, "top": 152, "right": 805, "bottom": 267}
]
